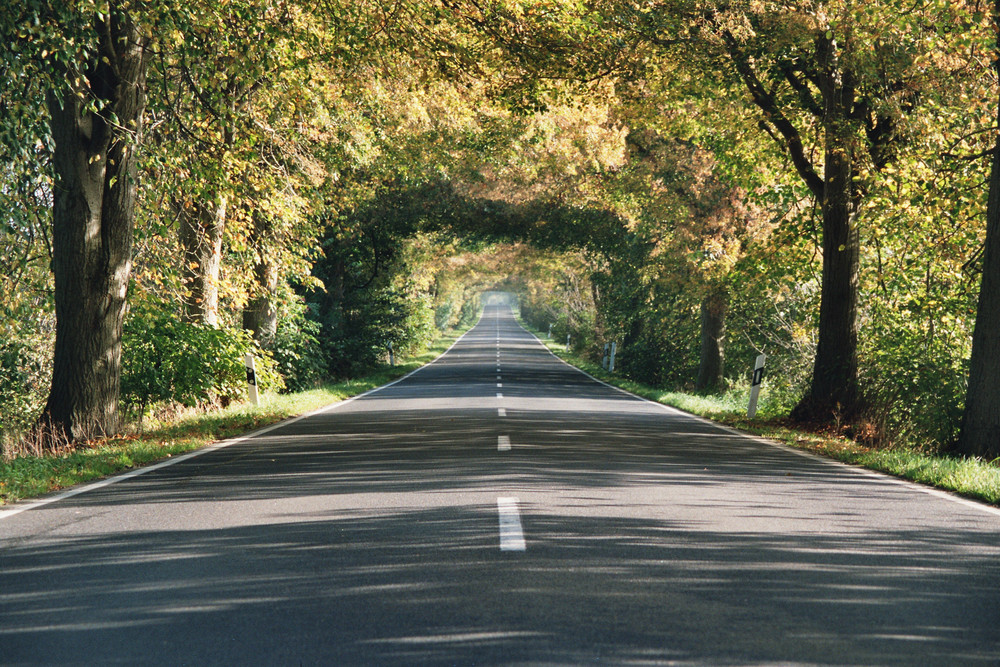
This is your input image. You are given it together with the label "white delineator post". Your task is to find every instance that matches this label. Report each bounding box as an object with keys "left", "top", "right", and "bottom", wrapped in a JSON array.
[
  {"left": 747, "top": 353, "right": 766, "bottom": 419},
  {"left": 602, "top": 343, "right": 609, "bottom": 370},
  {"left": 388, "top": 341, "right": 395, "bottom": 366},
  {"left": 609, "top": 341, "right": 617, "bottom": 373},
  {"left": 245, "top": 352, "right": 260, "bottom": 407},
  {"left": 566, "top": 334, "right": 571, "bottom": 352}
]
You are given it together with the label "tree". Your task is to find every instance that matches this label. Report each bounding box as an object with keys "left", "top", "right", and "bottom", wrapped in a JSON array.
[
  {"left": 1, "top": 3, "right": 152, "bottom": 442},
  {"left": 148, "top": 1, "right": 292, "bottom": 326},
  {"left": 46, "top": 9, "right": 149, "bottom": 441},
  {"left": 958, "top": 0, "right": 1000, "bottom": 459},
  {"left": 583, "top": 1, "right": 985, "bottom": 421},
  {"left": 698, "top": 4, "right": 904, "bottom": 420},
  {"left": 242, "top": 211, "right": 280, "bottom": 346},
  {"left": 619, "top": 126, "right": 771, "bottom": 393}
]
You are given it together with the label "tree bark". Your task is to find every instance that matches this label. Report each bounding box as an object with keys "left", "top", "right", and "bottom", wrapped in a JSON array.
[
  {"left": 179, "top": 194, "right": 227, "bottom": 326},
  {"left": 792, "top": 128, "right": 861, "bottom": 420},
  {"left": 957, "top": 0, "right": 1000, "bottom": 459},
  {"left": 41, "top": 9, "right": 148, "bottom": 442},
  {"left": 695, "top": 287, "right": 727, "bottom": 393}
]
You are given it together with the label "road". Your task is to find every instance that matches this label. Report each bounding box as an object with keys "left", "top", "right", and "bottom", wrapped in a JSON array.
[{"left": 2, "top": 304, "right": 999, "bottom": 666}]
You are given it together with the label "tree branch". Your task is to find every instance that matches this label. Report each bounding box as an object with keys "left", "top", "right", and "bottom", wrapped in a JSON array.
[
  {"left": 721, "top": 30, "right": 824, "bottom": 200},
  {"left": 780, "top": 61, "right": 822, "bottom": 116}
]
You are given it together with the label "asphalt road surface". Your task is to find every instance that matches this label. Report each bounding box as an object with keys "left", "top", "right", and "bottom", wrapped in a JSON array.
[{"left": 2, "top": 305, "right": 1000, "bottom": 666}]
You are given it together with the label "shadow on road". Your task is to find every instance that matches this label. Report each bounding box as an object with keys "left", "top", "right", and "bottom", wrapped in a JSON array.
[
  {"left": 2, "top": 309, "right": 999, "bottom": 665},
  {"left": 2, "top": 498, "right": 997, "bottom": 665}
]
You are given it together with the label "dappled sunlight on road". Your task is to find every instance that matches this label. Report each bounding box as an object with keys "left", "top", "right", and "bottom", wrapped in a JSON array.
[
  {"left": 2, "top": 305, "right": 999, "bottom": 665},
  {"left": 4, "top": 497, "right": 998, "bottom": 665}
]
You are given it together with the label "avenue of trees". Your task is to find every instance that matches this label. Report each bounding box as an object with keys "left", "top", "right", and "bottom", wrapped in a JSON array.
[{"left": 2, "top": 0, "right": 999, "bottom": 459}]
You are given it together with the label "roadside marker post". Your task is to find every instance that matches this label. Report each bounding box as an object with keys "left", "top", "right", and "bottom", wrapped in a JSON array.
[
  {"left": 747, "top": 353, "right": 766, "bottom": 419},
  {"left": 388, "top": 341, "right": 395, "bottom": 367},
  {"left": 609, "top": 341, "right": 617, "bottom": 373},
  {"left": 244, "top": 353, "right": 259, "bottom": 407},
  {"left": 547, "top": 323, "right": 552, "bottom": 339},
  {"left": 566, "top": 334, "right": 571, "bottom": 352},
  {"left": 602, "top": 343, "right": 609, "bottom": 370}
]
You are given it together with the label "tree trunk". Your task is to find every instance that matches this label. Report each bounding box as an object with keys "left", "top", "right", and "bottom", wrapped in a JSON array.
[
  {"left": 41, "top": 10, "right": 148, "bottom": 443},
  {"left": 242, "top": 213, "right": 278, "bottom": 346},
  {"left": 792, "top": 40, "right": 861, "bottom": 422},
  {"left": 792, "top": 141, "right": 861, "bottom": 421},
  {"left": 179, "top": 194, "right": 227, "bottom": 326},
  {"left": 957, "top": 0, "right": 1000, "bottom": 458},
  {"left": 695, "top": 287, "right": 727, "bottom": 393}
]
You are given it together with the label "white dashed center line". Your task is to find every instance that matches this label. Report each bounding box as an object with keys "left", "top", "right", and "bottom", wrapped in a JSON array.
[
  {"left": 498, "top": 435, "right": 511, "bottom": 452},
  {"left": 497, "top": 497, "right": 526, "bottom": 551}
]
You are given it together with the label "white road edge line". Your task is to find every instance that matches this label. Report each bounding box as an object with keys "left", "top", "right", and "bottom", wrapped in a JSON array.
[
  {"left": 0, "top": 320, "right": 481, "bottom": 522},
  {"left": 498, "top": 497, "right": 526, "bottom": 551},
  {"left": 514, "top": 316, "right": 1000, "bottom": 519}
]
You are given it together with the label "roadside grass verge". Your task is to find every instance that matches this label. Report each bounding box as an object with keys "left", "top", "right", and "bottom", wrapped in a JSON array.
[
  {"left": 524, "top": 321, "right": 1000, "bottom": 508},
  {"left": 0, "top": 329, "right": 465, "bottom": 506}
]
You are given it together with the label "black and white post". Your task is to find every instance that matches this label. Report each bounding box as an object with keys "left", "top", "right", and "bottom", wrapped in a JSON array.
[
  {"left": 747, "top": 353, "right": 766, "bottom": 419},
  {"left": 245, "top": 352, "right": 260, "bottom": 407},
  {"left": 388, "top": 341, "right": 395, "bottom": 367},
  {"left": 609, "top": 341, "right": 617, "bottom": 373},
  {"left": 602, "top": 343, "right": 609, "bottom": 370}
]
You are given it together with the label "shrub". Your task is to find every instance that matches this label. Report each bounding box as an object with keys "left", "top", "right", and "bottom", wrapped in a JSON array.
[
  {"left": 271, "top": 300, "right": 328, "bottom": 393},
  {"left": 0, "top": 339, "right": 50, "bottom": 439},
  {"left": 435, "top": 299, "right": 456, "bottom": 330},
  {"left": 457, "top": 292, "right": 482, "bottom": 328},
  {"left": 320, "top": 285, "right": 438, "bottom": 377},
  {"left": 860, "top": 311, "right": 970, "bottom": 449},
  {"left": 121, "top": 315, "right": 282, "bottom": 417}
]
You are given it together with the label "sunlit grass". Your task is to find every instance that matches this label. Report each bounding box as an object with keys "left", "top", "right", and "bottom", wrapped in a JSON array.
[
  {"left": 523, "top": 319, "right": 1000, "bottom": 508},
  {"left": 0, "top": 329, "right": 466, "bottom": 505}
]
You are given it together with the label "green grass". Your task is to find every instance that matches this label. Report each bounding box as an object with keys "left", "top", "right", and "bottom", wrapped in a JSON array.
[
  {"left": 523, "top": 320, "right": 1000, "bottom": 508},
  {"left": 0, "top": 329, "right": 465, "bottom": 505}
]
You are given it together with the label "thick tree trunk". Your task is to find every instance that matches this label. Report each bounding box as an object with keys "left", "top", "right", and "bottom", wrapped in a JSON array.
[
  {"left": 957, "top": 2, "right": 1000, "bottom": 458},
  {"left": 695, "top": 287, "right": 727, "bottom": 393},
  {"left": 792, "top": 142, "right": 861, "bottom": 421},
  {"left": 242, "top": 214, "right": 278, "bottom": 346},
  {"left": 792, "top": 40, "right": 861, "bottom": 423},
  {"left": 179, "top": 194, "right": 227, "bottom": 326},
  {"left": 41, "top": 10, "right": 148, "bottom": 442}
]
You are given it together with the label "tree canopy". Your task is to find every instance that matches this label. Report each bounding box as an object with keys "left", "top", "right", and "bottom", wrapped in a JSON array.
[{"left": 2, "top": 0, "right": 998, "bottom": 458}]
